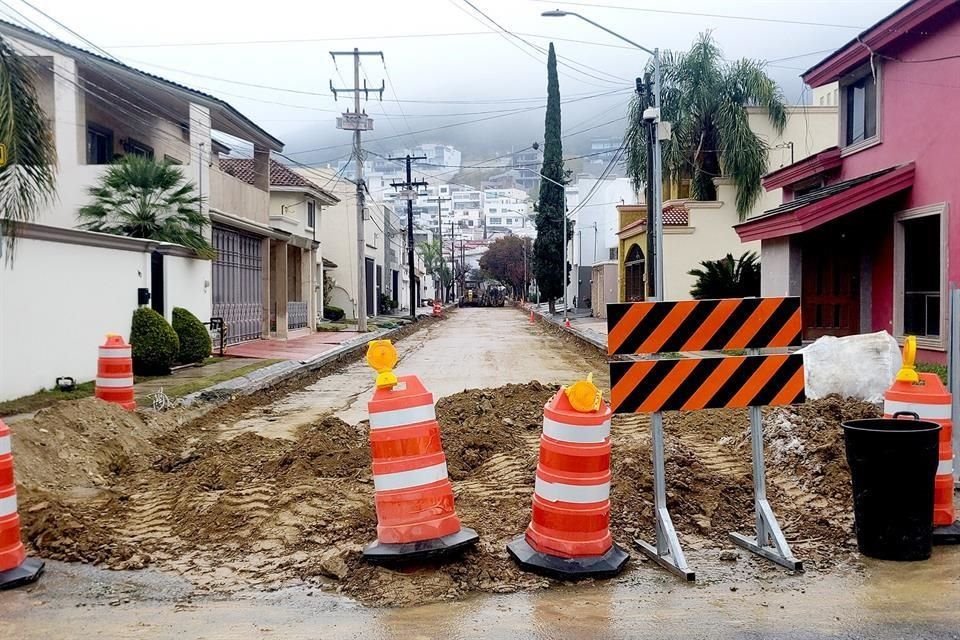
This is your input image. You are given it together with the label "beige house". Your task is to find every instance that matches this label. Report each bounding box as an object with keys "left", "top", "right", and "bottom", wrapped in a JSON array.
[
  {"left": 218, "top": 159, "right": 339, "bottom": 338},
  {"left": 296, "top": 167, "right": 387, "bottom": 320},
  {"left": 616, "top": 104, "right": 839, "bottom": 301}
]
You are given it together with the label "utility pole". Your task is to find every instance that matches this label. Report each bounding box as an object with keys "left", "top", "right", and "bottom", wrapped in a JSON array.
[
  {"left": 389, "top": 154, "right": 428, "bottom": 321},
  {"left": 428, "top": 195, "right": 451, "bottom": 302},
  {"left": 330, "top": 48, "right": 384, "bottom": 332},
  {"left": 450, "top": 220, "right": 456, "bottom": 302},
  {"left": 641, "top": 73, "right": 656, "bottom": 299}
]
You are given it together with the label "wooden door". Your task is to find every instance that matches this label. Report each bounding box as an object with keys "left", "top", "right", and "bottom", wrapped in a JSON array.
[{"left": 802, "top": 228, "right": 860, "bottom": 339}]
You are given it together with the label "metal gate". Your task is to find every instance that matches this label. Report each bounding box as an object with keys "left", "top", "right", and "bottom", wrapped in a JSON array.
[{"left": 212, "top": 225, "right": 263, "bottom": 345}]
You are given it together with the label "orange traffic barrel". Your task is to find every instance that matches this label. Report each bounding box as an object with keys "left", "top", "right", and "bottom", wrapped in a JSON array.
[
  {"left": 95, "top": 334, "right": 136, "bottom": 411},
  {"left": 433, "top": 301, "right": 442, "bottom": 317},
  {"left": 363, "top": 374, "right": 478, "bottom": 563},
  {"left": 507, "top": 377, "right": 629, "bottom": 578},
  {"left": 884, "top": 372, "right": 960, "bottom": 544},
  {"left": 0, "top": 419, "right": 44, "bottom": 589}
]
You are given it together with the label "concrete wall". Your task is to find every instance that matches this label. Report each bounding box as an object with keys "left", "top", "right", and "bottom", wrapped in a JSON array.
[
  {"left": 163, "top": 254, "right": 212, "bottom": 322},
  {"left": 0, "top": 237, "right": 148, "bottom": 400},
  {"left": 760, "top": 236, "right": 802, "bottom": 298},
  {"left": 208, "top": 168, "right": 270, "bottom": 225}
]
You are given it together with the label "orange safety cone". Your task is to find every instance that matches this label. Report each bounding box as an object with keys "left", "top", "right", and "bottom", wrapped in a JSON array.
[
  {"left": 0, "top": 419, "right": 44, "bottom": 589},
  {"left": 564, "top": 318, "right": 572, "bottom": 329},
  {"left": 508, "top": 374, "right": 629, "bottom": 578},
  {"left": 529, "top": 309, "right": 535, "bottom": 324},
  {"left": 95, "top": 334, "right": 136, "bottom": 411},
  {"left": 883, "top": 337, "right": 959, "bottom": 544},
  {"left": 362, "top": 340, "right": 479, "bottom": 563}
]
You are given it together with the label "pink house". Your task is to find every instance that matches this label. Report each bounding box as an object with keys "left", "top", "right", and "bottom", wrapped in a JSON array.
[{"left": 736, "top": 0, "right": 959, "bottom": 362}]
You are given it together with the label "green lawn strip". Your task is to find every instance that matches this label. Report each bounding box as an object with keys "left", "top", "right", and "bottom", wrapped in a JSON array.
[
  {"left": 0, "top": 381, "right": 96, "bottom": 417},
  {"left": 916, "top": 362, "right": 948, "bottom": 385},
  {"left": 156, "top": 359, "right": 283, "bottom": 402}
]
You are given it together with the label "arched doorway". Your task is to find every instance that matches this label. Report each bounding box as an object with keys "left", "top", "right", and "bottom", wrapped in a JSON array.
[{"left": 624, "top": 244, "right": 645, "bottom": 302}]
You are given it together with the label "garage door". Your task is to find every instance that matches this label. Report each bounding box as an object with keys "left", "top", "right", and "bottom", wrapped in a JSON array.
[{"left": 212, "top": 225, "right": 263, "bottom": 344}]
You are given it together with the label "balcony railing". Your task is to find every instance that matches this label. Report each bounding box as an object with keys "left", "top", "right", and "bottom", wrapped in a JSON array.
[{"left": 208, "top": 167, "right": 269, "bottom": 224}]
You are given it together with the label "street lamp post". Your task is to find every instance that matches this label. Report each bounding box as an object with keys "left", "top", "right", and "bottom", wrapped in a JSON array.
[
  {"left": 542, "top": 9, "right": 689, "bottom": 582},
  {"left": 541, "top": 9, "right": 664, "bottom": 301}
]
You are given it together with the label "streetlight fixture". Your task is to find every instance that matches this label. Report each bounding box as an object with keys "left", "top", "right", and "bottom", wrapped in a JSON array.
[
  {"left": 543, "top": 9, "right": 689, "bottom": 582},
  {"left": 541, "top": 9, "right": 665, "bottom": 302}
]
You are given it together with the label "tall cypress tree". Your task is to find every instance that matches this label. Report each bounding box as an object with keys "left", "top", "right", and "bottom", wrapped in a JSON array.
[{"left": 533, "top": 42, "right": 568, "bottom": 314}]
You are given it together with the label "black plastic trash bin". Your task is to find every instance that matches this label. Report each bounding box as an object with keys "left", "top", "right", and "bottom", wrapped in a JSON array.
[{"left": 842, "top": 412, "right": 942, "bottom": 561}]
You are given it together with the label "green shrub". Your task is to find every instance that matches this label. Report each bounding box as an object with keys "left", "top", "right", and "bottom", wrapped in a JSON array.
[
  {"left": 130, "top": 307, "right": 180, "bottom": 375},
  {"left": 323, "top": 305, "right": 345, "bottom": 321},
  {"left": 172, "top": 307, "right": 212, "bottom": 364}
]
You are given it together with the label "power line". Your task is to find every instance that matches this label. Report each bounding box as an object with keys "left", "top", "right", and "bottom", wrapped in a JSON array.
[
  {"left": 529, "top": 0, "right": 866, "bottom": 30},
  {"left": 455, "top": 0, "right": 628, "bottom": 87}
]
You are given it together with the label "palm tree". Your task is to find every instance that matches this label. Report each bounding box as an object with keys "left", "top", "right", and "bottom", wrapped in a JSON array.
[
  {"left": 79, "top": 155, "right": 215, "bottom": 258},
  {"left": 688, "top": 251, "right": 761, "bottom": 299},
  {"left": 0, "top": 35, "right": 58, "bottom": 257},
  {"left": 626, "top": 32, "right": 786, "bottom": 219},
  {"left": 417, "top": 238, "right": 451, "bottom": 301}
]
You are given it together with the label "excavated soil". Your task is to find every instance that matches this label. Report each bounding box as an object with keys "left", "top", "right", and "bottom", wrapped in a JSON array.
[{"left": 11, "top": 380, "right": 880, "bottom": 607}]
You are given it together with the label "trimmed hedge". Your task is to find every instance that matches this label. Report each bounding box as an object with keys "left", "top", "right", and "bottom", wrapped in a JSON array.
[
  {"left": 323, "top": 305, "right": 345, "bottom": 321},
  {"left": 130, "top": 307, "right": 180, "bottom": 375},
  {"left": 172, "top": 307, "right": 212, "bottom": 364}
]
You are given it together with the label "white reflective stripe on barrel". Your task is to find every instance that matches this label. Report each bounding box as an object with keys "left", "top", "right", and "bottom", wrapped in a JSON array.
[
  {"left": 99, "top": 347, "right": 132, "bottom": 359},
  {"left": 96, "top": 377, "right": 134, "bottom": 388},
  {"left": 369, "top": 404, "right": 436, "bottom": 430},
  {"left": 0, "top": 435, "right": 9, "bottom": 456},
  {"left": 373, "top": 462, "right": 448, "bottom": 492},
  {"left": 939, "top": 459, "right": 953, "bottom": 475},
  {"left": 883, "top": 400, "right": 951, "bottom": 420},
  {"left": 542, "top": 417, "right": 610, "bottom": 444},
  {"left": 535, "top": 477, "right": 610, "bottom": 504},
  {"left": 0, "top": 494, "right": 16, "bottom": 517}
]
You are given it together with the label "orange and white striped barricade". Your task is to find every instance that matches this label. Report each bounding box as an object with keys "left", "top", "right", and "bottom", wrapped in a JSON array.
[
  {"left": 607, "top": 297, "right": 807, "bottom": 580},
  {"left": 433, "top": 301, "right": 442, "bottom": 317},
  {"left": 363, "top": 372, "right": 478, "bottom": 563},
  {"left": 0, "top": 419, "right": 44, "bottom": 589},
  {"left": 508, "top": 376, "right": 629, "bottom": 579},
  {"left": 884, "top": 358, "right": 960, "bottom": 544},
  {"left": 95, "top": 334, "right": 136, "bottom": 410}
]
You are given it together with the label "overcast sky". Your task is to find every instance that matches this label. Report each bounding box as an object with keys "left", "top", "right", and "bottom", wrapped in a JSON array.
[{"left": 6, "top": 0, "right": 907, "bottom": 161}]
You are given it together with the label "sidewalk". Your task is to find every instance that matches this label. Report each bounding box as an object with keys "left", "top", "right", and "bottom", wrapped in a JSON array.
[{"left": 525, "top": 302, "right": 608, "bottom": 351}]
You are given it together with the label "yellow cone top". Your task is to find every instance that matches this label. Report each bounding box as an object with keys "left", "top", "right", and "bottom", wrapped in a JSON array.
[
  {"left": 896, "top": 335, "right": 920, "bottom": 384},
  {"left": 367, "top": 340, "right": 399, "bottom": 389},
  {"left": 565, "top": 372, "right": 602, "bottom": 413}
]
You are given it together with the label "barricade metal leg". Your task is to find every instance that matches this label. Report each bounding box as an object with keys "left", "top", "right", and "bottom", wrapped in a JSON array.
[
  {"left": 635, "top": 411, "right": 695, "bottom": 581},
  {"left": 729, "top": 403, "right": 803, "bottom": 571}
]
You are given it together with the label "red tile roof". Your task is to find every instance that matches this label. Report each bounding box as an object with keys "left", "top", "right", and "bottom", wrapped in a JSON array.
[
  {"left": 219, "top": 158, "right": 326, "bottom": 192},
  {"left": 662, "top": 203, "right": 689, "bottom": 226}
]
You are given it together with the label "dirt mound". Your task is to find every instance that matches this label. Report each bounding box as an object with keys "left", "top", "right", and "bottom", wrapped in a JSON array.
[
  {"left": 10, "top": 397, "right": 162, "bottom": 492},
  {"left": 436, "top": 382, "right": 555, "bottom": 479},
  {"left": 15, "top": 382, "right": 872, "bottom": 606}
]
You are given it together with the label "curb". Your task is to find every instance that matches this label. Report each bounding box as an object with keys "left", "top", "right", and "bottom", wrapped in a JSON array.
[
  {"left": 519, "top": 303, "right": 608, "bottom": 354},
  {"left": 179, "top": 320, "right": 427, "bottom": 407}
]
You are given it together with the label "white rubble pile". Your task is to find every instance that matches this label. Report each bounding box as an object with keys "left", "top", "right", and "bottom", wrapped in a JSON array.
[{"left": 800, "top": 331, "right": 901, "bottom": 403}]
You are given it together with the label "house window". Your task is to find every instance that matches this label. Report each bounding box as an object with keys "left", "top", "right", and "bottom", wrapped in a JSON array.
[
  {"left": 903, "top": 214, "right": 941, "bottom": 337},
  {"left": 895, "top": 205, "right": 946, "bottom": 347},
  {"left": 122, "top": 138, "right": 154, "bottom": 158},
  {"left": 86, "top": 124, "right": 113, "bottom": 164},
  {"left": 306, "top": 201, "right": 316, "bottom": 229},
  {"left": 489, "top": 217, "right": 502, "bottom": 225},
  {"left": 843, "top": 70, "right": 878, "bottom": 146},
  {"left": 163, "top": 154, "right": 182, "bottom": 165}
]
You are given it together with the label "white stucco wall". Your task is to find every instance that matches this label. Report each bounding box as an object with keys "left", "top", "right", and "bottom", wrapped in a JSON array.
[
  {"left": 0, "top": 238, "right": 150, "bottom": 401},
  {"left": 163, "top": 254, "right": 212, "bottom": 323},
  {"left": 662, "top": 193, "right": 762, "bottom": 301}
]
